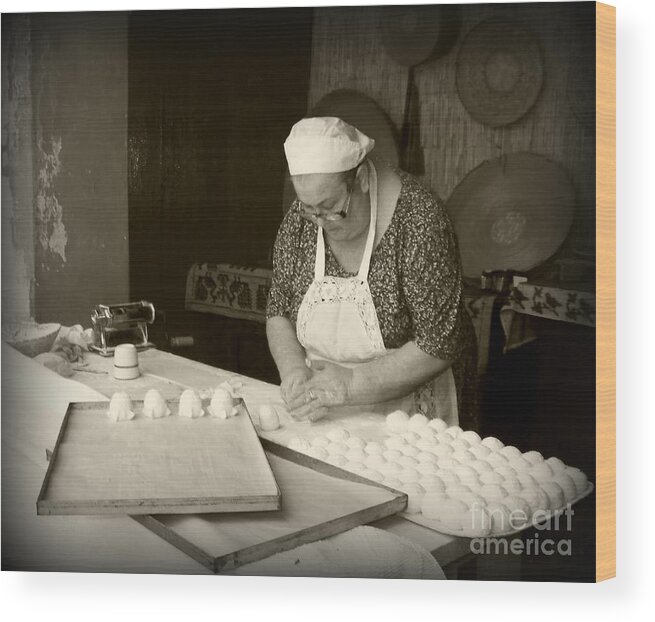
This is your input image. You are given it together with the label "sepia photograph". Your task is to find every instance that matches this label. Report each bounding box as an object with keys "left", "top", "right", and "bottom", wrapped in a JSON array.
[{"left": 1, "top": 1, "right": 614, "bottom": 583}]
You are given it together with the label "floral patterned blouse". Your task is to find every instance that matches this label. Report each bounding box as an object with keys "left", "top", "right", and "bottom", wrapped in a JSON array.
[{"left": 266, "top": 170, "right": 478, "bottom": 429}]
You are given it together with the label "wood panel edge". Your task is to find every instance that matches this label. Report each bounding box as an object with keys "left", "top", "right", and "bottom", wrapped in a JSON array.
[{"left": 595, "top": 1, "right": 616, "bottom": 583}]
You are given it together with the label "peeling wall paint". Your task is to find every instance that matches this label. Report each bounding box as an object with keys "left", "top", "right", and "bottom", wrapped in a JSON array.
[
  {"left": 35, "top": 132, "right": 68, "bottom": 264},
  {"left": 30, "top": 12, "right": 129, "bottom": 325}
]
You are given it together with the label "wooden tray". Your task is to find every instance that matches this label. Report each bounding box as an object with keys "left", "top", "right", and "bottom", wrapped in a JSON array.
[
  {"left": 37, "top": 400, "right": 280, "bottom": 516},
  {"left": 132, "top": 439, "right": 407, "bottom": 573}
]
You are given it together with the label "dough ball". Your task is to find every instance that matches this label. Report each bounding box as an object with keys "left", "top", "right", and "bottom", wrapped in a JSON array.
[
  {"left": 345, "top": 447, "right": 367, "bottom": 463},
  {"left": 311, "top": 436, "right": 330, "bottom": 448},
  {"left": 361, "top": 468, "right": 384, "bottom": 483},
  {"left": 346, "top": 436, "right": 366, "bottom": 450},
  {"left": 500, "top": 445, "right": 522, "bottom": 461},
  {"left": 365, "top": 453, "right": 387, "bottom": 469},
  {"left": 480, "top": 470, "right": 505, "bottom": 486},
  {"left": 399, "top": 444, "right": 419, "bottom": 457},
  {"left": 437, "top": 457, "right": 459, "bottom": 471},
  {"left": 107, "top": 392, "right": 135, "bottom": 422},
  {"left": 481, "top": 436, "right": 505, "bottom": 452},
  {"left": 502, "top": 478, "right": 523, "bottom": 497},
  {"left": 450, "top": 438, "right": 471, "bottom": 452},
  {"left": 288, "top": 437, "right": 311, "bottom": 453},
  {"left": 397, "top": 467, "right": 420, "bottom": 483},
  {"left": 541, "top": 481, "right": 565, "bottom": 510},
  {"left": 420, "top": 474, "right": 446, "bottom": 494},
  {"left": 502, "top": 496, "right": 532, "bottom": 527},
  {"left": 307, "top": 446, "right": 328, "bottom": 461},
  {"left": 439, "top": 498, "right": 469, "bottom": 531},
  {"left": 446, "top": 483, "right": 473, "bottom": 499},
  {"left": 345, "top": 461, "right": 367, "bottom": 474},
  {"left": 431, "top": 443, "right": 454, "bottom": 457},
  {"left": 486, "top": 502, "right": 512, "bottom": 535},
  {"left": 386, "top": 409, "right": 409, "bottom": 434},
  {"left": 434, "top": 432, "right": 453, "bottom": 445},
  {"left": 178, "top": 389, "right": 205, "bottom": 419},
  {"left": 470, "top": 444, "right": 492, "bottom": 460},
  {"left": 384, "top": 477, "right": 404, "bottom": 490},
  {"left": 523, "top": 450, "right": 544, "bottom": 465},
  {"left": 529, "top": 462, "right": 555, "bottom": 483},
  {"left": 454, "top": 465, "right": 479, "bottom": 488},
  {"left": 379, "top": 461, "right": 403, "bottom": 476},
  {"left": 208, "top": 387, "right": 237, "bottom": 419},
  {"left": 470, "top": 460, "right": 493, "bottom": 475},
  {"left": 417, "top": 427, "right": 437, "bottom": 441},
  {"left": 397, "top": 455, "right": 419, "bottom": 469},
  {"left": 486, "top": 453, "right": 509, "bottom": 469},
  {"left": 421, "top": 492, "right": 449, "bottom": 519},
  {"left": 142, "top": 389, "right": 170, "bottom": 419},
  {"left": 401, "top": 482, "right": 425, "bottom": 514},
  {"left": 496, "top": 465, "right": 518, "bottom": 481},
  {"left": 545, "top": 456, "right": 567, "bottom": 473},
  {"left": 326, "top": 441, "right": 349, "bottom": 456},
  {"left": 379, "top": 461, "right": 403, "bottom": 477},
  {"left": 508, "top": 456, "right": 532, "bottom": 473},
  {"left": 461, "top": 506, "right": 491, "bottom": 536},
  {"left": 326, "top": 454, "right": 348, "bottom": 467},
  {"left": 364, "top": 441, "right": 384, "bottom": 455},
  {"left": 416, "top": 451, "right": 438, "bottom": 465},
  {"left": 384, "top": 436, "right": 406, "bottom": 451},
  {"left": 565, "top": 467, "right": 589, "bottom": 495},
  {"left": 258, "top": 404, "right": 280, "bottom": 431},
  {"left": 401, "top": 431, "right": 421, "bottom": 444},
  {"left": 416, "top": 461, "right": 437, "bottom": 476},
  {"left": 445, "top": 425, "right": 463, "bottom": 439},
  {"left": 436, "top": 469, "right": 460, "bottom": 486},
  {"left": 408, "top": 413, "right": 429, "bottom": 431},
  {"left": 520, "top": 487, "right": 549, "bottom": 514},
  {"left": 452, "top": 449, "right": 475, "bottom": 464},
  {"left": 479, "top": 483, "right": 508, "bottom": 503},
  {"left": 383, "top": 449, "right": 403, "bottom": 462},
  {"left": 427, "top": 418, "right": 448, "bottom": 433},
  {"left": 416, "top": 439, "right": 437, "bottom": 453},
  {"left": 460, "top": 430, "right": 482, "bottom": 445},
  {"left": 554, "top": 473, "right": 578, "bottom": 502},
  {"left": 517, "top": 472, "right": 539, "bottom": 490},
  {"left": 455, "top": 491, "right": 486, "bottom": 510},
  {"left": 326, "top": 427, "right": 350, "bottom": 442}
]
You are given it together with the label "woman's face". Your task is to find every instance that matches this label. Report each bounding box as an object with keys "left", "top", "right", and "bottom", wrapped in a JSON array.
[{"left": 292, "top": 171, "right": 370, "bottom": 243}]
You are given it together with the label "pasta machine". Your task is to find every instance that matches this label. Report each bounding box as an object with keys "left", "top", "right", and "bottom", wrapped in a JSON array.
[{"left": 90, "top": 301, "right": 155, "bottom": 356}]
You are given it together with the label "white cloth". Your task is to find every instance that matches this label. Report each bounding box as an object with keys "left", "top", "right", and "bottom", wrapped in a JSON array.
[
  {"left": 236, "top": 525, "right": 445, "bottom": 579},
  {"left": 296, "top": 161, "right": 458, "bottom": 423},
  {"left": 284, "top": 116, "right": 375, "bottom": 175}
]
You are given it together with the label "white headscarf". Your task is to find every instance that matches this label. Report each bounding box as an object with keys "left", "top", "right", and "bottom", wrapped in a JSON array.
[{"left": 284, "top": 117, "right": 375, "bottom": 176}]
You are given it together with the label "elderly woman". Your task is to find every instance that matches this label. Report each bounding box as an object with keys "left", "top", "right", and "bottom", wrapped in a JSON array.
[{"left": 266, "top": 117, "right": 477, "bottom": 429}]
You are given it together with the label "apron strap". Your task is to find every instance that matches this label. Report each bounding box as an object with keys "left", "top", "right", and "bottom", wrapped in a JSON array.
[
  {"left": 357, "top": 160, "right": 378, "bottom": 281},
  {"left": 314, "top": 160, "right": 379, "bottom": 282}
]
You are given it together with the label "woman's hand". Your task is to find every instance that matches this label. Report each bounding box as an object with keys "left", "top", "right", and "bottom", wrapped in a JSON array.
[
  {"left": 280, "top": 366, "right": 313, "bottom": 407},
  {"left": 288, "top": 360, "right": 354, "bottom": 423}
]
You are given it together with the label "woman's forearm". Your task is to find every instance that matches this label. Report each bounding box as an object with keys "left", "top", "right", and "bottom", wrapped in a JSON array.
[
  {"left": 349, "top": 342, "right": 452, "bottom": 406},
  {"left": 266, "top": 316, "right": 307, "bottom": 378}
]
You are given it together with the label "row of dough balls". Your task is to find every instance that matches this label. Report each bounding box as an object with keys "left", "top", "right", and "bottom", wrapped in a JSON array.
[
  {"left": 107, "top": 387, "right": 239, "bottom": 422},
  {"left": 286, "top": 412, "right": 590, "bottom": 536}
]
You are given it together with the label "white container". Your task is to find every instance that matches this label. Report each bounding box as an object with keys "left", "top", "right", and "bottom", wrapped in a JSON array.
[{"left": 113, "top": 343, "right": 140, "bottom": 380}]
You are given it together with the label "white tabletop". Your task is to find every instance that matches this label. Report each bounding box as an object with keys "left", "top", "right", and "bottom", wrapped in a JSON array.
[{"left": 1, "top": 343, "right": 470, "bottom": 574}]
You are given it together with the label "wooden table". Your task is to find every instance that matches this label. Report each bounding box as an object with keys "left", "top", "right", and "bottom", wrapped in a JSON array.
[{"left": 1, "top": 343, "right": 472, "bottom": 575}]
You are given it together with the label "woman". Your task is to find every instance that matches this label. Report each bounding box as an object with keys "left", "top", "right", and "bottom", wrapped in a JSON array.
[{"left": 266, "top": 117, "right": 477, "bottom": 429}]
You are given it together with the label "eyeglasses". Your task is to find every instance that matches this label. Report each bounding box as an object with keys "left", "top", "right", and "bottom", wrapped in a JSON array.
[{"left": 299, "top": 186, "right": 353, "bottom": 224}]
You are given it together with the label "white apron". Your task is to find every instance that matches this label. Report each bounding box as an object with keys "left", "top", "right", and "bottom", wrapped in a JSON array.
[{"left": 296, "top": 161, "right": 458, "bottom": 425}]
